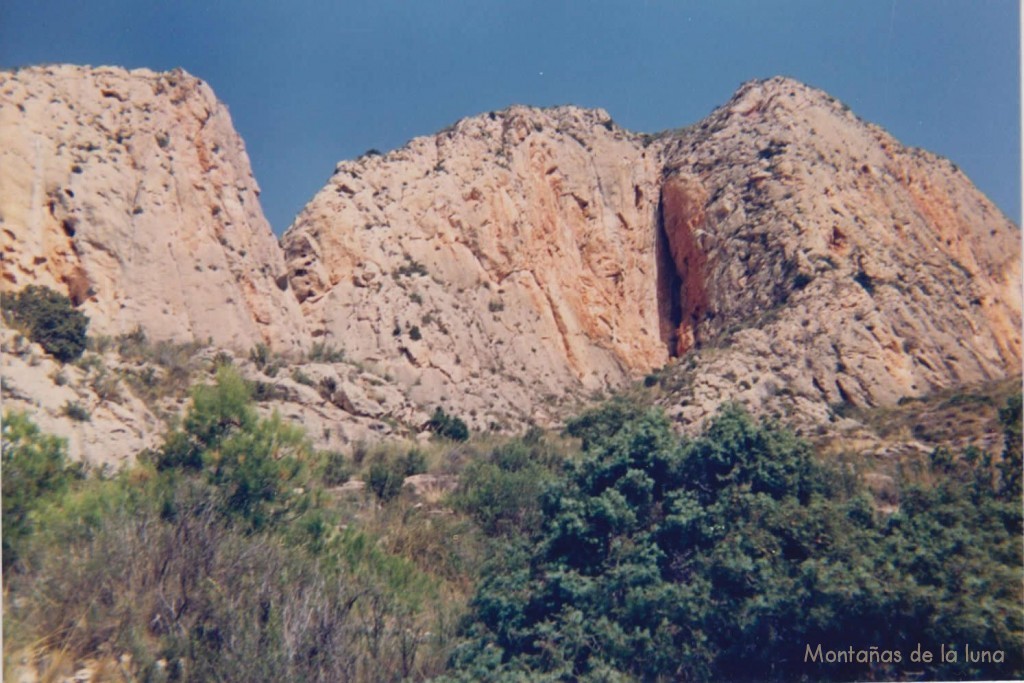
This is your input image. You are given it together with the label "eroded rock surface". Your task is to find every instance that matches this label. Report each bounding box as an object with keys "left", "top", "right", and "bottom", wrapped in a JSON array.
[
  {"left": 654, "top": 78, "right": 1021, "bottom": 429},
  {"left": 1, "top": 65, "right": 307, "bottom": 351},
  {"left": 284, "top": 105, "right": 666, "bottom": 428},
  {"left": 3, "top": 66, "right": 1019, "bottom": 457},
  {"left": 284, "top": 77, "right": 1021, "bottom": 430},
  {"left": 1, "top": 328, "right": 163, "bottom": 466}
]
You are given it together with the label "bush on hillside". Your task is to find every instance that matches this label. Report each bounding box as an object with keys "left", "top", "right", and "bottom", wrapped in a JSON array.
[
  {"left": 2, "top": 370, "right": 468, "bottom": 681},
  {"left": 156, "top": 365, "right": 306, "bottom": 529},
  {"left": 2, "top": 412, "right": 83, "bottom": 569},
  {"left": 427, "top": 406, "right": 470, "bottom": 442},
  {"left": 448, "top": 403, "right": 1023, "bottom": 681},
  {"left": 6, "top": 472, "right": 448, "bottom": 682},
  {"left": 3, "top": 285, "right": 89, "bottom": 362},
  {"left": 452, "top": 438, "right": 562, "bottom": 538},
  {"left": 367, "top": 448, "right": 428, "bottom": 502}
]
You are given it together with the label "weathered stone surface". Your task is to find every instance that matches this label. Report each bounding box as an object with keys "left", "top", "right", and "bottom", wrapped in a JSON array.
[
  {"left": 653, "top": 77, "right": 1021, "bottom": 429},
  {"left": 2, "top": 67, "right": 1019, "bottom": 458},
  {"left": 0, "top": 327, "right": 432, "bottom": 466},
  {"left": 284, "top": 78, "right": 1020, "bottom": 431},
  {"left": 283, "top": 105, "right": 666, "bottom": 429},
  {"left": 0, "top": 65, "right": 307, "bottom": 351},
  {"left": 248, "top": 359, "right": 431, "bottom": 450},
  {"left": 0, "top": 328, "right": 162, "bottom": 467}
]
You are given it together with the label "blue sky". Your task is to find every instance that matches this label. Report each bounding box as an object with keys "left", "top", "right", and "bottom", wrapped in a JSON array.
[{"left": 2, "top": 1, "right": 1019, "bottom": 233}]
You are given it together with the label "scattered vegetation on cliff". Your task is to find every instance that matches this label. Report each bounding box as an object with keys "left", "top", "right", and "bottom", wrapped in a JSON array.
[
  {"left": 2, "top": 285, "right": 89, "bottom": 362},
  {"left": 427, "top": 406, "right": 470, "bottom": 442}
]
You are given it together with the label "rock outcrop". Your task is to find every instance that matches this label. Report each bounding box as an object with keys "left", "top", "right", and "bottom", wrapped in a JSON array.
[
  {"left": 0, "top": 65, "right": 307, "bottom": 351},
  {"left": 284, "top": 77, "right": 1021, "bottom": 430},
  {"left": 2, "top": 65, "right": 1019, "bottom": 460},
  {"left": 284, "top": 106, "right": 666, "bottom": 428},
  {"left": 0, "top": 327, "right": 163, "bottom": 466},
  {"left": 653, "top": 78, "right": 1021, "bottom": 429}
]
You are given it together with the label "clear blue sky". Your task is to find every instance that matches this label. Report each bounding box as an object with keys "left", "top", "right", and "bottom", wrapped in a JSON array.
[{"left": 2, "top": 1, "right": 1019, "bottom": 233}]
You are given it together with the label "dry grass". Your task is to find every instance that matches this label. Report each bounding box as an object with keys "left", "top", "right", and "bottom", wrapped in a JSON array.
[{"left": 5, "top": 475, "right": 462, "bottom": 682}]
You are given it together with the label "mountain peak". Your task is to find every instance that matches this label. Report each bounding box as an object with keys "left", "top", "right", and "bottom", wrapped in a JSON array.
[
  {"left": 0, "top": 64, "right": 307, "bottom": 350},
  {"left": 285, "top": 74, "right": 1020, "bottom": 433},
  {"left": 2, "top": 65, "right": 1019, "bottom": 461}
]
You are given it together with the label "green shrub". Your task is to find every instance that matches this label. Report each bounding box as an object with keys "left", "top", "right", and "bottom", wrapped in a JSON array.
[
  {"left": 306, "top": 340, "right": 346, "bottom": 362},
  {"left": 563, "top": 396, "right": 645, "bottom": 450},
  {"left": 3, "top": 285, "right": 89, "bottom": 362},
  {"left": 87, "top": 334, "right": 114, "bottom": 353},
  {"left": 366, "top": 448, "right": 428, "bottom": 502},
  {"left": 451, "top": 404, "right": 1023, "bottom": 681},
  {"left": 183, "top": 365, "right": 256, "bottom": 447},
  {"left": 452, "top": 439, "right": 559, "bottom": 537},
  {"left": 368, "top": 459, "right": 406, "bottom": 502},
  {"left": 2, "top": 412, "right": 82, "bottom": 569},
  {"left": 208, "top": 413, "right": 305, "bottom": 528},
  {"left": 115, "top": 325, "right": 148, "bottom": 356},
  {"left": 5, "top": 474, "right": 451, "bottom": 682},
  {"left": 249, "top": 341, "right": 270, "bottom": 368},
  {"left": 113, "top": 328, "right": 204, "bottom": 407},
  {"left": 319, "top": 450, "right": 354, "bottom": 486},
  {"left": 291, "top": 368, "right": 314, "bottom": 386},
  {"left": 395, "top": 258, "right": 429, "bottom": 278},
  {"left": 88, "top": 367, "right": 121, "bottom": 402},
  {"left": 213, "top": 349, "right": 234, "bottom": 368},
  {"left": 249, "top": 341, "right": 284, "bottom": 376},
  {"left": 61, "top": 400, "right": 91, "bottom": 422},
  {"left": 427, "top": 407, "right": 469, "bottom": 442},
  {"left": 998, "top": 393, "right": 1022, "bottom": 499},
  {"left": 250, "top": 379, "right": 288, "bottom": 402},
  {"left": 5, "top": 372, "right": 461, "bottom": 681},
  {"left": 156, "top": 366, "right": 307, "bottom": 529},
  {"left": 399, "top": 448, "right": 428, "bottom": 477}
]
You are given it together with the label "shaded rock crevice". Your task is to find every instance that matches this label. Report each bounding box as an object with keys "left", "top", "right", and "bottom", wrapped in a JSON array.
[
  {"left": 655, "top": 194, "right": 683, "bottom": 357},
  {"left": 658, "top": 174, "right": 711, "bottom": 356}
]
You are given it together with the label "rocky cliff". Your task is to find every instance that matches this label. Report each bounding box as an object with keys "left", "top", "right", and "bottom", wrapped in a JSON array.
[
  {"left": 2, "top": 66, "right": 1020, "bottom": 463},
  {"left": 652, "top": 78, "right": 1022, "bottom": 429},
  {"left": 284, "top": 76, "right": 1021, "bottom": 431},
  {"left": 283, "top": 105, "right": 666, "bottom": 427},
  {"left": 0, "top": 65, "right": 307, "bottom": 351}
]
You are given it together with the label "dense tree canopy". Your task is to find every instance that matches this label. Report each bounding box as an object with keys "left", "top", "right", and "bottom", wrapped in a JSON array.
[{"left": 448, "top": 403, "right": 1023, "bottom": 681}]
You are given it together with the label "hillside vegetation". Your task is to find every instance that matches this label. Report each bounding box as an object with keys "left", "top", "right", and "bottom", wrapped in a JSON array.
[{"left": 5, "top": 361, "right": 1021, "bottom": 681}]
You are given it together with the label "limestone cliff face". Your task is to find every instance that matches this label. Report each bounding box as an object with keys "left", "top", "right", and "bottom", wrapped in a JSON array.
[
  {"left": 285, "top": 77, "right": 1021, "bottom": 430},
  {"left": 2, "top": 65, "right": 1019, "bottom": 449},
  {"left": 283, "top": 106, "right": 665, "bottom": 426},
  {"left": 0, "top": 65, "right": 306, "bottom": 351},
  {"left": 654, "top": 77, "right": 1022, "bottom": 428}
]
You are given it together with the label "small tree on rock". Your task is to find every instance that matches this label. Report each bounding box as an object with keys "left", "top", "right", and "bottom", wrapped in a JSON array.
[{"left": 3, "top": 285, "right": 89, "bottom": 362}]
